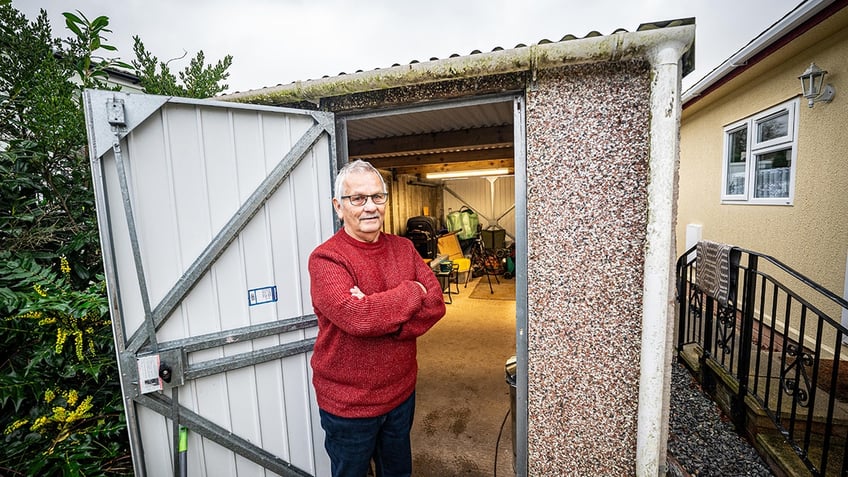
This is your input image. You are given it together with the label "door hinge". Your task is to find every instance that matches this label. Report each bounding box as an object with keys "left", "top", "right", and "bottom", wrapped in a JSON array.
[{"left": 107, "top": 98, "right": 126, "bottom": 127}]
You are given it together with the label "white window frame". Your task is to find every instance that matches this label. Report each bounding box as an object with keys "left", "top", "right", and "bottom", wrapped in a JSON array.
[{"left": 720, "top": 98, "right": 799, "bottom": 205}]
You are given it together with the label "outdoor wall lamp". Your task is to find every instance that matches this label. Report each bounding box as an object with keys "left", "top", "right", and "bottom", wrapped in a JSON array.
[{"left": 799, "top": 62, "right": 835, "bottom": 108}]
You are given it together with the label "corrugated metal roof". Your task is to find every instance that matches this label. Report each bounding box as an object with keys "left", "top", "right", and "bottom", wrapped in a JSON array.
[
  {"left": 318, "top": 30, "right": 623, "bottom": 82},
  {"left": 220, "top": 20, "right": 695, "bottom": 177},
  {"left": 223, "top": 18, "right": 694, "bottom": 101}
]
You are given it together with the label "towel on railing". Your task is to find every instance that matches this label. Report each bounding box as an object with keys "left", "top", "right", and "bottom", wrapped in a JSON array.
[{"left": 696, "top": 240, "right": 736, "bottom": 307}]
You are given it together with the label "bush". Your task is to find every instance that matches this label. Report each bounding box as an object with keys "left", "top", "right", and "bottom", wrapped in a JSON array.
[
  {"left": 0, "top": 4, "right": 128, "bottom": 473},
  {"left": 0, "top": 254, "right": 131, "bottom": 475},
  {"left": 1, "top": 3, "right": 232, "bottom": 472}
]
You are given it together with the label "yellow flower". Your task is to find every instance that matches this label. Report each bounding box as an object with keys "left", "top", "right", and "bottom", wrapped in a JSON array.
[
  {"left": 66, "top": 389, "right": 79, "bottom": 407},
  {"left": 52, "top": 406, "right": 68, "bottom": 422},
  {"left": 17, "top": 311, "right": 42, "bottom": 320},
  {"left": 55, "top": 328, "right": 68, "bottom": 353},
  {"left": 4, "top": 419, "right": 29, "bottom": 435},
  {"left": 30, "top": 415, "right": 48, "bottom": 432},
  {"left": 70, "top": 395, "right": 94, "bottom": 420},
  {"left": 44, "top": 389, "right": 56, "bottom": 403},
  {"left": 60, "top": 256, "right": 71, "bottom": 274},
  {"left": 74, "top": 330, "right": 84, "bottom": 360},
  {"left": 33, "top": 284, "right": 47, "bottom": 297},
  {"left": 39, "top": 316, "right": 57, "bottom": 325}
]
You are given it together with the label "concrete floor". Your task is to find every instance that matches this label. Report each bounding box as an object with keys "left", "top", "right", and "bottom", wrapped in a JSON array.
[{"left": 411, "top": 276, "right": 517, "bottom": 477}]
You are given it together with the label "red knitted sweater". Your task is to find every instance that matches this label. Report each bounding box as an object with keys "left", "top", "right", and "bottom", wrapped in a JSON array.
[{"left": 308, "top": 229, "right": 446, "bottom": 417}]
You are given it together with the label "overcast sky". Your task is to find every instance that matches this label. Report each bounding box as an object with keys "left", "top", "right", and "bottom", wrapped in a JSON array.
[{"left": 13, "top": 0, "right": 802, "bottom": 95}]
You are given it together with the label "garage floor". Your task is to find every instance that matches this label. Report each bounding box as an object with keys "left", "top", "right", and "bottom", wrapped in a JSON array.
[{"left": 411, "top": 276, "right": 517, "bottom": 477}]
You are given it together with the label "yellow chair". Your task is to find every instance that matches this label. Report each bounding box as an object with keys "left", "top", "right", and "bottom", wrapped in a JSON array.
[{"left": 437, "top": 232, "right": 471, "bottom": 287}]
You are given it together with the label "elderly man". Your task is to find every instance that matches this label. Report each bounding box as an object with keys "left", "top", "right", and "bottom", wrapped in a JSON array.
[{"left": 308, "top": 159, "right": 446, "bottom": 477}]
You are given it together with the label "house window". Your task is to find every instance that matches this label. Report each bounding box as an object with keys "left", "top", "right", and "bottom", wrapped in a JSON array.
[{"left": 721, "top": 99, "right": 798, "bottom": 205}]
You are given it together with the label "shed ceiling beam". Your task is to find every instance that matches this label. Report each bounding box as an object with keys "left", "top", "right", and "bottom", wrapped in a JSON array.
[
  {"left": 382, "top": 159, "right": 514, "bottom": 176},
  {"left": 364, "top": 147, "right": 513, "bottom": 167},
  {"left": 348, "top": 125, "right": 513, "bottom": 158}
]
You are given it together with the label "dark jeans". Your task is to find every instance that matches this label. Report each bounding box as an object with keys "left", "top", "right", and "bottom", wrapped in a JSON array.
[{"left": 319, "top": 392, "right": 415, "bottom": 477}]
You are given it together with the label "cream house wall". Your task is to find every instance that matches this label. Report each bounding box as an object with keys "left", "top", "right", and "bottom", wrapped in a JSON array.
[{"left": 678, "top": 7, "right": 848, "bottom": 302}]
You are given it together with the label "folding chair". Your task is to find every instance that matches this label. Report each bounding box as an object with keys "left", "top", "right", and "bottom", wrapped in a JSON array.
[{"left": 437, "top": 232, "right": 471, "bottom": 288}]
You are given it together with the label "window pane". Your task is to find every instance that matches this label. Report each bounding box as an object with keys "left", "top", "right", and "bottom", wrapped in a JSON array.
[
  {"left": 757, "top": 111, "right": 788, "bottom": 143},
  {"left": 754, "top": 149, "right": 791, "bottom": 198},
  {"left": 726, "top": 127, "right": 747, "bottom": 195}
]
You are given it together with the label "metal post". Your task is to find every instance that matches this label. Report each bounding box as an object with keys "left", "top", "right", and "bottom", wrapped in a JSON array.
[
  {"left": 734, "top": 254, "right": 757, "bottom": 429},
  {"left": 702, "top": 296, "right": 714, "bottom": 391},
  {"left": 676, "top": 255, "right": 689, "bottom": 354}
]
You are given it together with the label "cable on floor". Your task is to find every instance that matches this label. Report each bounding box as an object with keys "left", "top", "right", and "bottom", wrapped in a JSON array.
[{"left": 493, "top": 407, "right": 510, "bottom": 477}]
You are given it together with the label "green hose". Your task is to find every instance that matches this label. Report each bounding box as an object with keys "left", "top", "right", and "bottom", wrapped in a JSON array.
[{"left": 178, "top": 426, "right": 188, "bottom": 477}]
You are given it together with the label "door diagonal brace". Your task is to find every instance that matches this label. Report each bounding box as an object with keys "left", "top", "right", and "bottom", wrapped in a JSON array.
[
  {"left": 155, "top": 314, "right": 317, "bottom": 354},
  {"left": 137, "top": 393, "right": 314, "bottom": 477},
  {"left": 127, "top": 120, "right": 329, "bottom": 354}
]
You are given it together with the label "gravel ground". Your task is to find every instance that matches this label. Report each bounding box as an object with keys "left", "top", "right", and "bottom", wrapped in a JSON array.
[{"left": 668, "top": 360, "right": 775, "bottom": 477}]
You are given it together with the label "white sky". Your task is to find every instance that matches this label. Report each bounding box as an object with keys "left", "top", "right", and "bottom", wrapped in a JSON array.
[{"left": 13, "top": 0, "right": 802, "bottom": 94}]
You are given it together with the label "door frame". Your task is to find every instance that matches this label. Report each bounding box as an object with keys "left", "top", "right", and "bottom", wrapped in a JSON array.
[{"left": 333, "top": 92, "right": 529, "bottom": 476}]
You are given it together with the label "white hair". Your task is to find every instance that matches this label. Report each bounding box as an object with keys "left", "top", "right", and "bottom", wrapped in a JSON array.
[{"left": 334, "top": 160, "right": 387, "bottom": 201}]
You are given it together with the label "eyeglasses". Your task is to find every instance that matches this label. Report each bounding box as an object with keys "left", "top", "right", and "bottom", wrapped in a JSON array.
[{"left": 341, "top": 193, "right": 389, "bottom": 206}]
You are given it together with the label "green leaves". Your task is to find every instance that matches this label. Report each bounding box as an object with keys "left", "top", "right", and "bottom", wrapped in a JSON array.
[
  {"left": 0, "top": 253, "right": 122, "bottom": 474},
  {"left": 62, "top": 10, "right": 125, "bottom": 89},
  {"left": 1, "top": 3, "right": 233, "bottom": 473},
  {"left": 62, "top": 11, "right": 84, "bottom": 37},
  {"left": 0, "top": 4, "right": 131, "bottom": 473},
  {"left": 133, "top": 35, "right": 233, "bottom": 98}
]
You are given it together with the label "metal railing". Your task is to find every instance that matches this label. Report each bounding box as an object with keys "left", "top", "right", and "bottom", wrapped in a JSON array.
[{"left": 676, "top": 245, "right": 848, "bottom": 476}]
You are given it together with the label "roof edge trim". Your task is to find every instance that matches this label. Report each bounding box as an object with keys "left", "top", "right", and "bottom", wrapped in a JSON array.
[
  {"left": 682, "top": 0, "right": 838, "bottom": 105},
  {"left": 221, "top": 25, "right": 694, "bottom": 105}
]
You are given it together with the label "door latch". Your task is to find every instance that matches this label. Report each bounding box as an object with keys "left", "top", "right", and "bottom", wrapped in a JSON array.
[
  {"left": 158, "top": 362, "right": 173, "bottom": 383},
  {"left": 130, "top": 349, "right": 185, "bottom": 396}
]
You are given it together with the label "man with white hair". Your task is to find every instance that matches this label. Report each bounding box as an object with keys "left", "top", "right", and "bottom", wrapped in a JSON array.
[{"left": 308, "top": 159, "right": 446, "bottom": 477}]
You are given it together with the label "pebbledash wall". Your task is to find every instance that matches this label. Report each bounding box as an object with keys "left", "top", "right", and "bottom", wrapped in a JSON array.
[
  {"left": 525, "top": 61, "right": 651, "bottom": 474},
  {"left": 224, "top": 22, "right": 693, "bottom": 476}
]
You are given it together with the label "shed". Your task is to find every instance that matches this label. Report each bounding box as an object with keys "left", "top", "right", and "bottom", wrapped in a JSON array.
[{"left": 84, "top": 19, "right": 694, "bottom": 477}]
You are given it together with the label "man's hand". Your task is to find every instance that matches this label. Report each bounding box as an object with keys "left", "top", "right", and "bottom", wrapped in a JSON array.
[{"left": 414, "top": 281, "right": 426, "bottom": 293}]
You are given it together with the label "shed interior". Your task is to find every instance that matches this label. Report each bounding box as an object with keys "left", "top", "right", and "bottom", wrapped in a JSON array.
[
  {"left": 340, "top": 95, "right": 519, "bottom": 474},
  {"left": 342, "top": 96, "right": 517, "bottom": 241}
]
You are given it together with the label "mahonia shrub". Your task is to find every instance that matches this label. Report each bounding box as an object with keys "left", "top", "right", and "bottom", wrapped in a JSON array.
[
  {"left": 0, "top": 4, "right": 130, "bottom": 474},
  {"left": 0, "top": 254, "right": 131, "bottom": 475},
  {"left": 1, "top": 3, "right": 232, "bottom": 474}
]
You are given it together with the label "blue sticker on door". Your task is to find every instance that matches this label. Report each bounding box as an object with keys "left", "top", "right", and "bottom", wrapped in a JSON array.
[{"left": 248, "top": 286, "right": 278, "bottom": 306}]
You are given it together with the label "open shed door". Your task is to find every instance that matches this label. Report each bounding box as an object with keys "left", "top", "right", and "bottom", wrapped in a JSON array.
[{"left": 83, "top": 90, "right": 335, "bottom": 477}]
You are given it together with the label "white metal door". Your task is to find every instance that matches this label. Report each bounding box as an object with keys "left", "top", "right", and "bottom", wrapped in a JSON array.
[{"left": 83, "top": 90, "right": 335, "bottom": 477}]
